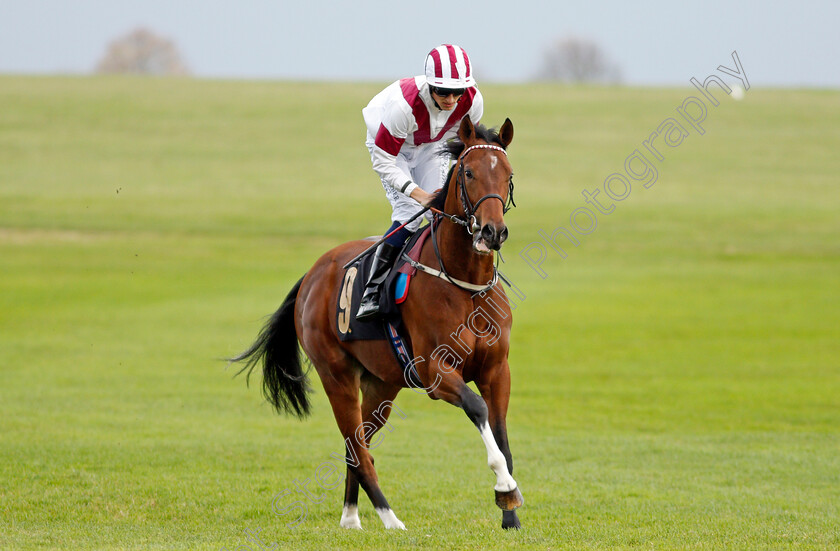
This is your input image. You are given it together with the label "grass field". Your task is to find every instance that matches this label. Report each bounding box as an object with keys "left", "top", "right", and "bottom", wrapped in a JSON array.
[{"left": 1, "top": 75, "right": 839, "bottom": 550}]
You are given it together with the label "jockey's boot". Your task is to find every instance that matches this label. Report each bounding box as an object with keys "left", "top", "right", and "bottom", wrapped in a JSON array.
[{"left": 355, "top": 242, "right": 401, "bottom": 322}]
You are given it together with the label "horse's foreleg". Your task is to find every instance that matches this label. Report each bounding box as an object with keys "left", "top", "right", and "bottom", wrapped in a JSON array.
[
  {"left": 464, "top": 387, "right": 521, "bottom": 498},
  {"left": 340, "top": 376, "right": 402, "bottom": 529},
  {"left": 427, "top": 372, "right": 522, "bottom": 513},
  {"left": 478, "top": 362, "right": 523, "bottom": 529}
]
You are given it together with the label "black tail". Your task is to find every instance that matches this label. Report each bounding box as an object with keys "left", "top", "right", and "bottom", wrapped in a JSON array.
[{"left": 230, "top": 276, "right": 311, "bottom": 418}]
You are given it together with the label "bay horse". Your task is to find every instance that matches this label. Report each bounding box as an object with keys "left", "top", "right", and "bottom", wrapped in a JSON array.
[{"left": 232, "top": 116, "right": 523, "bottom": 530}]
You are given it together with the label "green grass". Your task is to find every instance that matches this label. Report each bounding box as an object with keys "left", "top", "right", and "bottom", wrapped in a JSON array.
[{"left": 1, "top": 75, "right": 839, "bottom": 550}]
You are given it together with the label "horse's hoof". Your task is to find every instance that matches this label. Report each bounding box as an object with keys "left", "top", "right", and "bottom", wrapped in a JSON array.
[
  {"left": 495, "top": 487, "right": 524, "bottom": 511},
  {"left": 502, "top": 509, "right": 521, "bottom": 530}
]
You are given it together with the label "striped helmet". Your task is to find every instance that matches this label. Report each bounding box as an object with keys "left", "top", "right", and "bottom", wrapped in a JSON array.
[{"left": 424, "top": 44, "right": 475, "bottom": 89}]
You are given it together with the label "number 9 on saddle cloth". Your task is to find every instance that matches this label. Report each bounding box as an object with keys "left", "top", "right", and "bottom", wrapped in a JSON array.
[
  {"left": 336, "top": 224, "right": 432, "bottom": 342},
  {"left": 334, "top": 225, "right": 434, "bottom": 387}
]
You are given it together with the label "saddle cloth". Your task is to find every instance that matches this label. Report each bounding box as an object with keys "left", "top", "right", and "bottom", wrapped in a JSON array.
[
  {"left": 335, "top": 224, "right": 432, "bottom": 342},
  {"left": 334, "top": 225, "right": 433, "bottom": 389}
]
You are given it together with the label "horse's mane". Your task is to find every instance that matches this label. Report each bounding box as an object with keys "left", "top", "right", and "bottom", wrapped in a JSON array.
[{"left": 430, "top": 124, "right": 507, "bottom": 212}]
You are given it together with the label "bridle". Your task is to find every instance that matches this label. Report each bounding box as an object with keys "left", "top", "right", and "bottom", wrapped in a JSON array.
[
  {"left": 404, "top": 142, "right": 516, "bottom": 294},
  {"left": 436, "top": 143, "right": 516, "bottom": 235}
]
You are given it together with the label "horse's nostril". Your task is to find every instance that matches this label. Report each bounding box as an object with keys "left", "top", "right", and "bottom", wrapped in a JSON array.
[
  {"left": 499, "top": 226, "right": 509, "bottom": 243},
  {"left": 482, "top": 224, "right": 496, "bottom": 241}
]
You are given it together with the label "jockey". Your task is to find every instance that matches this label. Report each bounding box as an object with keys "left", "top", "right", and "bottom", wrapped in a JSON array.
[{"left": 356, "top": 44, "right": 484, "bottom": 321}]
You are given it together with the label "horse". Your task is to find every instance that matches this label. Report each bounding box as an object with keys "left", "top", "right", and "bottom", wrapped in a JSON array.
[{"left": 231, "top": 116, "right": 524, "bottom": 530}]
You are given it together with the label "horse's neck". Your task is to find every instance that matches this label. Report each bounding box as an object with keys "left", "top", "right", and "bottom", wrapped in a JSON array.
[{"left": 431, "top": 196, "right": 495, "bottom": 286}]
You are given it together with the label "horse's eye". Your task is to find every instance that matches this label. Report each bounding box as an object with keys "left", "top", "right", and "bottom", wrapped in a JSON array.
[{"left": 464, "top": 168, "right": 473, "bottom": 179}]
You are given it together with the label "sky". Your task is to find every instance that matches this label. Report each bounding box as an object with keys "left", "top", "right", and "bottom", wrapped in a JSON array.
[{"left": 0, "top": 0, "right": 838, "bottom": 87}]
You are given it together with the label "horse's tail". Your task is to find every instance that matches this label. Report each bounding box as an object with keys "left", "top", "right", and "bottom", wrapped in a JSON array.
[{"left": 230, "top": 276, "right": 311, "bottom": 418}]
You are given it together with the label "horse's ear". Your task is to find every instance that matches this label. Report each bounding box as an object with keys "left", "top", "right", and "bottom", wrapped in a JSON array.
[
  {"left": 458, "top": 115, "right": 475, "bottom": 143},
  {"left": 499, "top": 118, "right": 514, "bottom": 148}
]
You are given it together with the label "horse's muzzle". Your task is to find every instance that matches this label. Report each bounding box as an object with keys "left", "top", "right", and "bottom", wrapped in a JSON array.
[{"left": 475, "top": 223, "right": 508, "bottom": 253}]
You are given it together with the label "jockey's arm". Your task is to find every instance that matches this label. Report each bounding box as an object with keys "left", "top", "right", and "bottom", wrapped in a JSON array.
[{"left": 370, "top": 143, "right": 420, "bottom": 198}]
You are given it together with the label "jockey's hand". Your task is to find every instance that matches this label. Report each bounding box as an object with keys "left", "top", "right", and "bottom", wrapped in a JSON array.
[{"left": 409, "top": 187, "right": 435, "bottom": 208}]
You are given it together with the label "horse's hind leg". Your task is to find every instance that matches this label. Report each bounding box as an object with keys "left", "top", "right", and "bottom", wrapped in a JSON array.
[
  {"left": 340, "top": 375, "right": 403, "bottom": 529},
  {"left": 318, "top": 364, "right": 405, "bottom": 530}
]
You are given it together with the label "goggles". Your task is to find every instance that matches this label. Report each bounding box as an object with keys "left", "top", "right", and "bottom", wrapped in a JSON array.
[{"left": 430, "top": 86, "right": 466, "bottom": 98}]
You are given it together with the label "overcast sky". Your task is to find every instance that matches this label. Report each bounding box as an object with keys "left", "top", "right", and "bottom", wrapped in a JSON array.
[{"left": 1, "top": 0, "right": 838, "bottom": 87}]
